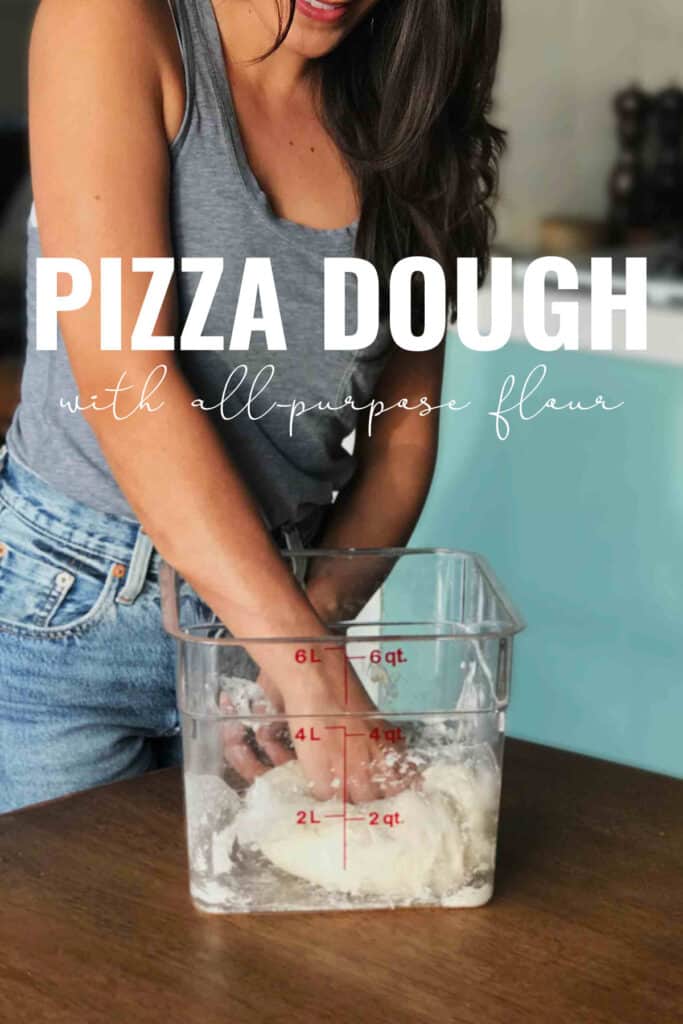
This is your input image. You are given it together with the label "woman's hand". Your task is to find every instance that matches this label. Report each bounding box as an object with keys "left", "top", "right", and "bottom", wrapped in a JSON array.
[
  {"left": 221, "top": 673, "right": 295, "bottom": 784},
  {"left": 222, "top": 661, "right": 416, "bottom": 804},
  {"left": 283, "top": 661, "right": 415, "bottom": 804}
]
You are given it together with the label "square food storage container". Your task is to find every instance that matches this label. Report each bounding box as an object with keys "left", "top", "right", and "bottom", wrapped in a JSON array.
[{"left": 160, "top": 548, "right": 524, "bottom": 914}]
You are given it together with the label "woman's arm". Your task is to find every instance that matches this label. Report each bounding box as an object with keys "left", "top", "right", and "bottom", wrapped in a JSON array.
[
  {"left": 29, "top": 0, "right": 396, "bottom": 801},
  {"left": 29, "top": 0, "right": 325, "bottom": 651},
  {"left": 306, "top": 345, "right": 445, "bottom": 622}
]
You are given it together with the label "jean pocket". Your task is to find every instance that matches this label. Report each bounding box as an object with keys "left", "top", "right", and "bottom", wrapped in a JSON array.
[{"left": 0, "top": 508, "right": 121, "bottom": 638}]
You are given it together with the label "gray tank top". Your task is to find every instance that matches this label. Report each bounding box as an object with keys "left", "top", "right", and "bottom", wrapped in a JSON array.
[{"left": 8, "top": 0, "right": 391, "bottom": 531}]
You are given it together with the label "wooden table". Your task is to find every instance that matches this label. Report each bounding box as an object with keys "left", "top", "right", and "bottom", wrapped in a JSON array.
[{"left": 0, "top": 740, "right": 681, "bottom": 1024}]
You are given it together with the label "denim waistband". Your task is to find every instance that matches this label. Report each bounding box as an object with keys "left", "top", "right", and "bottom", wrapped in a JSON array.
[
  {"left": 0, "top": 446, "right": 146, "bottom": 567},
  {"left": 0, "top": 447, "right": 318, "bottom": 588}
]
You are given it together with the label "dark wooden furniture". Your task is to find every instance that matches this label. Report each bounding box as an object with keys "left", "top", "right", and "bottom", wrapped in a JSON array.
[{"left": 1, "top": 740, "right": 681, "bottom": 1024}]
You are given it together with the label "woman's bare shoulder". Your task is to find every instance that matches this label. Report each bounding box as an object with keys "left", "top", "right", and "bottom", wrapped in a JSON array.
[
  {"left": 32, "top": 0, "right": 177, "bottom": 51},
  {"left": 31, "top": 0, "right": 185, "bottom": 144}
]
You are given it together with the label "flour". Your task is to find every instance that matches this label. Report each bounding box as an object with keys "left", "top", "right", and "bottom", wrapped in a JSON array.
[
  {"left": 210, "top": 744, "right": 500, "bottom": 905},
  {"left": 184, "top": 773, "right": 242, "bottom": 874}
]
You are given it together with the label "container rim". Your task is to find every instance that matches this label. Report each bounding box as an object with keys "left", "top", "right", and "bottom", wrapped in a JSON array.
[{"left": 160, "top": 547, "right": 526, "bottom": 647}]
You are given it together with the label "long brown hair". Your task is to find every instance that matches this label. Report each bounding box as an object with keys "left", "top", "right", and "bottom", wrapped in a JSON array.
[{"left": 269, "top": 0, "right": 505, "bottom": 323}]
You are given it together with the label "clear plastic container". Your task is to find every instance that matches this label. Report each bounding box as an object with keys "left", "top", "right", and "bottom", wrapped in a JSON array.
[{"left": 160, "top": 548, "right": 524, "bottom": 914}]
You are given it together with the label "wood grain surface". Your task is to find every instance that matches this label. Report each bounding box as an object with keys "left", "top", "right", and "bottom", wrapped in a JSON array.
[{"left": 0, "top": 739, "right": 681, "bottom": 1024}]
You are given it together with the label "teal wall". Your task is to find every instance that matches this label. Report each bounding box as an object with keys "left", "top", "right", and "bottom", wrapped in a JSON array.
[{"left": 413, "top": 335, "right": 683, "bottom": 778}]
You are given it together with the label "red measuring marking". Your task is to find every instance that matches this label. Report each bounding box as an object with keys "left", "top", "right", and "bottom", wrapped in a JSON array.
[
  {"left": 322, "top": 724, "right": 383, "bottom": 869},
  {"left": 323, "top": 646, "right": 346, "bottom": 704},
  {"left": 325, "top": 724, "right": 352, "bottom": 868},
  {"left": 292, "top": 649, "right": 408, "bottom": 870},
  {"left": 322, "top": 646, "right": 365, "bottom": 705}
]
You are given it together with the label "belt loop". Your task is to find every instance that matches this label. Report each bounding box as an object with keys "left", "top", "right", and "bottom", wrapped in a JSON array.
[{"left": 116, "top": 527, "right": 154, "bottom": 605}]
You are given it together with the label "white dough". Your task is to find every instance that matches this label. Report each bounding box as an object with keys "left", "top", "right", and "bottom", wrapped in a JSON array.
[{"left": 214, "top": 752, "right": 500, "bottom": 902}]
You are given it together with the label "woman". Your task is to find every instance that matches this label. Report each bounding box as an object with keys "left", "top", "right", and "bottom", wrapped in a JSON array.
[{"left": 0, "top": 0, "right": 503, "bottom": 812}]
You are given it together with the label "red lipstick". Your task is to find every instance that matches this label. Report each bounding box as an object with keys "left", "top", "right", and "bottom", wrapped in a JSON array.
[{"left": 296, "top": 0, "right": 351, "bottom": 25}]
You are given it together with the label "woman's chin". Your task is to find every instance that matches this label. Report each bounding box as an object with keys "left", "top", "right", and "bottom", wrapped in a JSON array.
[
  {"left": 248, "top": 0, "right": 372, "bottom": 60},
  {"left": 280, "top": 22, "right": 349, "bottom": 59}
]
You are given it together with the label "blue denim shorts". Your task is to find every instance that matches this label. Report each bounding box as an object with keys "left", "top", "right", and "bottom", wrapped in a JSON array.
[{"left": 0, "top": 448, "right": 179, "bottom": 813}]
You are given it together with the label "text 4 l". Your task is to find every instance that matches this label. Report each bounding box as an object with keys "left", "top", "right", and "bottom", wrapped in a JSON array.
[{"left": 294, "top": 727, "right": 322, "bottom": 742}]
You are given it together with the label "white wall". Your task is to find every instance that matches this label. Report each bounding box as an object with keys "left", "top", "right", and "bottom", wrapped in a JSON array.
[{"left": 495, "top": 0, "right": 683, "bottom": 251}]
